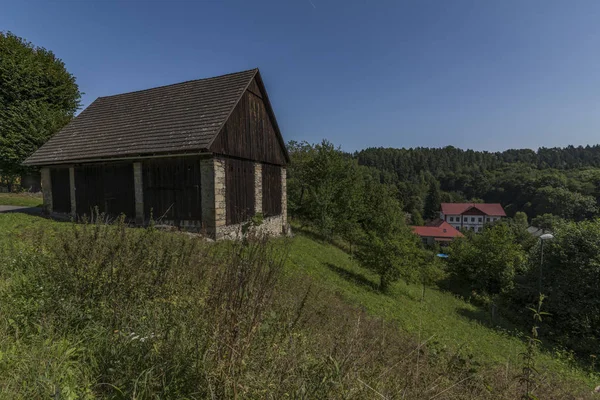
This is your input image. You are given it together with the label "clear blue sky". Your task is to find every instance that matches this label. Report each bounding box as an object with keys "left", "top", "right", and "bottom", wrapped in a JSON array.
[{"left": 3, "top": 0, "right": 600, "bottom": 152}]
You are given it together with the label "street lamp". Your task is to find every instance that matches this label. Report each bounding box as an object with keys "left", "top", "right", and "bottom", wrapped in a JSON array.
[{"left": 538, "top": 233, "right": 554, "bottom": 293}]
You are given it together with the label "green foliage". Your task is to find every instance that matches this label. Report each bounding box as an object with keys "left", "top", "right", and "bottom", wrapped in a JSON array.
[
  {"left": 519, "top": 294, "right": 550, "bottom": 400},
  {"left": 0, "top": 31, "right": 81, "bottom": 178},
  {"left": 410, "top": 208, "right": 425, "bottom": 225},
  {"left": 357, "top": 147, "right": 600, "bottom": 221},
  {"left": 0, "top": 213, "right": 595, "bottom": 398},
  {"left": 508, "top": 219, "right": 600, "bottom": 354},
  {"left": 447, "top": 223, "right": 526, "bottom": 296},
  {"left": 354, "top": 178, "right": 421, "bottom": 291},
  {"left": 423, "top": 179, "right": 442, "bottom": 220},
  {"left": 287, "top": 140, "right": 364, "bottom": 241},
  {"left": 531, "top": 213, "right": 564, "bottom": 231},
  {"left": 533, "top": 186, "right": 597, "bottom": 220},
  {"left": 514, "top": 211, "right": 529, "bottom": 227}
]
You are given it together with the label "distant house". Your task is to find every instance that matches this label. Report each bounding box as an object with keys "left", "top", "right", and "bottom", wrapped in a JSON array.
[
  {"left": 440, "top": 203, "right": 506, "bottom": 232},
  {"left": 23, "top": 69, "right": 289, "bottom": 240},
  {"left": 412, "top": 221, "right": 463, "bottom": 246}
]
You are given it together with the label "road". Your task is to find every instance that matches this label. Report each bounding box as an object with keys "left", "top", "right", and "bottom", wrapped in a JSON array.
[{"left": 0, "top": 205, "right": 43, "bottom": 215}]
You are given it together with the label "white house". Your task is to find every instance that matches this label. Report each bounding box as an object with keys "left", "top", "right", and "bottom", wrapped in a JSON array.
[{"left": 440, "top": 203, "right": 506, "bottom": 233}]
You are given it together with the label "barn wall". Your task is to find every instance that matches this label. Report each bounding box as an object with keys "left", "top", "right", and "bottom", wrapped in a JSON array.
[
  {"left": 50, "top": 167, "right": 71, "bottom": 213},
  {"left": 225, "top": 158, "right": 255, "bottom": 225},
  {"left": 74, "top": 163, "right": 135, "bottom": 218},
  {"left": 217, "top": 160, "right": 287, "bottom": 240},
  {"left": 210, "top": 82, "right": 287, "bottom": 165},
  {"left": 262, "top": 163, "right": 282, "bottom": 217},
  {"left": 142, "top": 156, "right": 203, "bottom": 223}
]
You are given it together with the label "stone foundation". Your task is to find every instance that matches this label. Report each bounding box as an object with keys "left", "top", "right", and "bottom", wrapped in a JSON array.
[{"left": 218, "top": 214, "right": 286, "bottom": 240}]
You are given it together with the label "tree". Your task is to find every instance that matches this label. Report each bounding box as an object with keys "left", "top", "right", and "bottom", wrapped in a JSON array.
[
  {"left": 513, "top": 211, "right": 528, "bottom": 227},
  {"left": 355, "top": 178, "right": 421, "bottom": 292},
  {"left": 0, "top": 32, "right": 81, "bottom": 185},
  {"left": 447, "top": 224, "right": 526, "bottom": 296},
  {"left": 507, "top": 219, "right": 600, "bottom": 353},
  {"left": 531, "top": 213, "right": 564, "bottom": 231},
  {"left": 423, "top": 179, "right": 441, "bottom": 220}
]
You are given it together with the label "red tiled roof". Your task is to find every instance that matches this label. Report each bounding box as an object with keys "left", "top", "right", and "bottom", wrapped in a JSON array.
[
  {"left": 411, "top": 221, "right": 464, "bottom": 239},
  {"left": 441, "top": 203, "right": 506, "bottom": 217}
]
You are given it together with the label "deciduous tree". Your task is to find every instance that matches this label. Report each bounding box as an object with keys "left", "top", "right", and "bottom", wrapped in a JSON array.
[{"left": 0, "top": 32, "right": 81, "bottom": 185}]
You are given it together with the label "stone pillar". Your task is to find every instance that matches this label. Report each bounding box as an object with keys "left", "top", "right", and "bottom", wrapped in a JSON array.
[
  {"left": 281, "top": 166, "right": 287, "bottom": 233},
  {"left": 133, "top": 162, "right": 144, "bottom": 225},
  {"left": 201, "top": 157, "right": 227, "bottom": 239},
  {"left": 254, "top": 163, "right": 262, "bottom": 215},
  {"left": 69, "top": 167, "right": 76, "bottom": 217},
  {"left": 40, "top": 167, "right": 52, "bottom": 214},
  {"left": 214, "top": 158, "right": 226, "bottom": 238}
]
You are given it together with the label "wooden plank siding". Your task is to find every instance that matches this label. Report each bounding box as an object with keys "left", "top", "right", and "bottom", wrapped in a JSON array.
[
  {"left": 262, "top": 164, "right": 282, "bottom": 217},
  {"left": 225, "top": 158, "right": 255, "bottom": 225},
  {"left": 210, "top": 81, "right": 287, "bottom": 166},
  {"left": 75, "top": 163, "right": 136, "bottom": 218},
  {"left": 142, "top": 157, "right": 202, "bottom": 223},
  {"left": 50, "top": 168, "right": 71, "bottom": 213}
]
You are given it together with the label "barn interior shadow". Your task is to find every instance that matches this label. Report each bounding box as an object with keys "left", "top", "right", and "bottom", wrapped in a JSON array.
[{"left": 324, "top": 262, "right": 379, "bottom": 291}]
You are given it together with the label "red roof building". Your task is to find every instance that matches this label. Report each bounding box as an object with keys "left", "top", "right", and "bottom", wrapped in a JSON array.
[
  {"left": 440, "top": 203, "right": 506, "bottom": 233},
  {"left": 411, "top": 221, "right": 463, "bottom": 246}
]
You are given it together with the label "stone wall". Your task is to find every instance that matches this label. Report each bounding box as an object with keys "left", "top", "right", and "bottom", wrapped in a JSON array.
[
  {"left": 254, "top": 162, "right": 262, "bottom": 214},
  {"left": 218, "top": 214, "right": 286, "bottom": 241},
  {"left": 200, "top": 157, "right": 227, "bottom": 239},
  {"left": 281, "top": 167, "right": 287, "bottom": 232}
]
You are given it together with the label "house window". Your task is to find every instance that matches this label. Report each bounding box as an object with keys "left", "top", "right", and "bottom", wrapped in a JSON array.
[
  {"left": 449, "top": 216, "right": 453, "bottom": 222},
  {"left": 470, "top": 226, "right": 475, "bottom": 231},
  {"left": 464, "top": 217, "right": 468, "bottom": 222},
  {"left": 486, "top": 217, "right": 490, "bottom": 222},
  {"left": 478, "top": 217, "right": 482, "bottom": 222},
  {"left": 456, "top": 226, "right": 460, "bottom": 230},
  {"left": 471, "top": 217, "right": 475, "bottom": 222}
]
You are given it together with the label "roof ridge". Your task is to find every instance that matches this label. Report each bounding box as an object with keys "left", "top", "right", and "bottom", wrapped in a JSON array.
[{"left": 97, "top": 68, "right": 259, "bottom": 99}]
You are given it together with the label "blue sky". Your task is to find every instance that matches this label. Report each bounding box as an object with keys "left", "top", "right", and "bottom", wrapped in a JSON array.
[{"left": 3, "top": 0, "right": 600, "bottom": 152}]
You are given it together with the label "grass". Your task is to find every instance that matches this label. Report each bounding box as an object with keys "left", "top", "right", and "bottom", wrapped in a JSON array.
[
  {"left": 0, "top": 192, "right": 43, "bottom": 207},
  {"left": 0, "top": 212, "right": 595, "bottom": 398},
  {"left": 285, "top": 234, "right": 593, "bottom": 385}
]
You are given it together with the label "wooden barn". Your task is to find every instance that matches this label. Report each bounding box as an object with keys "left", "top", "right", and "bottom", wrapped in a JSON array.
[{"left": 23, "top": 69, "right": 289, "bottom": 239}]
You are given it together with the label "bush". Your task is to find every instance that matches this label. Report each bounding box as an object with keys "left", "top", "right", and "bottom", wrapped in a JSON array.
[
  {"left": 446, "top": 224, "right": 526, "bottom": 297},
  {"left": 506, "top": 219, "right": 600, "bottom": 355}
]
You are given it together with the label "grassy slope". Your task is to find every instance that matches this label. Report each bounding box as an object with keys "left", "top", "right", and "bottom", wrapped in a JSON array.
[
  {"left": 0, "top": 213, "right": 594, "bottom": 389},
  {"left": 0, "top": 193, "right": 43, "bottom": 207},
  {"left": 285, "top": 234, "right": 593, "bottom": 386}
]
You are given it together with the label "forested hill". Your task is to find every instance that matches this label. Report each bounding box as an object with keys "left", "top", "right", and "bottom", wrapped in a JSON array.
[
  {"left": 355, "top": 145, "right": 600, "bottom": 222},
  {"left": 356, "top": 145, "right": 600, "bottom": 176}
]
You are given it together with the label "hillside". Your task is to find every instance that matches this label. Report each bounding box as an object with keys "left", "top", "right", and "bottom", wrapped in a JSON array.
[{"left": 0, "top": 212, "right": 596, "bottom": 398}]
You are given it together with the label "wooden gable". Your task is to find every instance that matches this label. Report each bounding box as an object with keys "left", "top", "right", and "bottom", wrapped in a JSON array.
[{"left": 210, "top": 76, "right": 288, "bottom": 165}]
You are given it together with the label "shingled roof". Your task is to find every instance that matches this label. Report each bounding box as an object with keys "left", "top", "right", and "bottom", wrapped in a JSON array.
[{"left": 24, "top": 68, "right": 281, "bottom": 166}]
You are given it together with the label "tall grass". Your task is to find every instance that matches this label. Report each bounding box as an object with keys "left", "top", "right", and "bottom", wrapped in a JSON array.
[{"left": 0, "top": 217, "right": 593, "bottom": 398}]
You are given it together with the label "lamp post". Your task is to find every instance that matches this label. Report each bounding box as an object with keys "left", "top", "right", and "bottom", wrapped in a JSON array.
[{"left": 538, "top": 233, "right": 554, "bottom": 293}]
